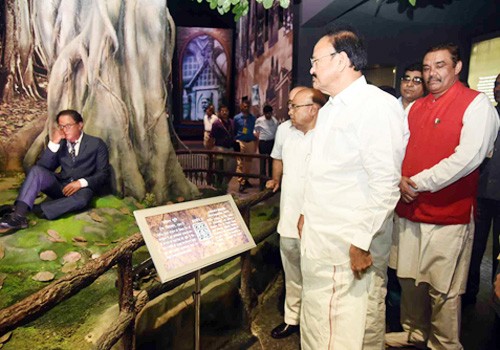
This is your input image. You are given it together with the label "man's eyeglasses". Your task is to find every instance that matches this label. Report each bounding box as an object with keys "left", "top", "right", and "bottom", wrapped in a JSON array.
[
  {"left": 310, "top": 52, "right": 338, "bottom": 67},
  {"left": 289, "top": 103, "right": 313, "bottom": 110},
  {"left": 401, "top": 76, "right": 423, "bottom": 85},
  {"left": 58, "top": 123, "right": 76, "bottom": 131}
]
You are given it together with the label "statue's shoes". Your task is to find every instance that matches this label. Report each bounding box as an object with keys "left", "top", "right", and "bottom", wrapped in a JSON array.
[{"left": 0, "top": 212, "right": 28, "bottom": 231}]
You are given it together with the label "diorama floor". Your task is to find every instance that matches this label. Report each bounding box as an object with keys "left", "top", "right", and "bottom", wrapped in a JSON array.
[
  {"left": 1, "top": 134, "right": 498, "bottom": 349},
  {"left": 248, "top": 235, "right": 499, "bottom": 350}
]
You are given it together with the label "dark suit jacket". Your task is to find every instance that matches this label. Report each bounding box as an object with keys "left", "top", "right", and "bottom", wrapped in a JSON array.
[
  {"left": 477, "top": 130, "right": 500, "bottom": 201},
  {"left": 37, "top": 133, "right": 110, "bottom": 191}
]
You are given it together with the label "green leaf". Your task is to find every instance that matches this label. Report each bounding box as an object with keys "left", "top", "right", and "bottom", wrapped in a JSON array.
[
  {"left": 280, "top": 0, "right": 290, "bottom": 8},
  {"left": 262, "top": 0, "right": 274, "bottom": 9},
  {"left": 409, "top": 0, "right": 416, "bottom": 6}
]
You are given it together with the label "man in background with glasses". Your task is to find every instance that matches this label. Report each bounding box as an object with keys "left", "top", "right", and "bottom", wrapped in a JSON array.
[
  {"left": 398, "top": 63, "right": 425, "bottom": 111},
  {"left": 0, "top": 109, "right": 109, "bottom": 232},
  {"left": 266, "top": 87, "right": 326, "bottom": 340},
  {"left": 299, "top": 24, "right": 406, "bottom": 350}
]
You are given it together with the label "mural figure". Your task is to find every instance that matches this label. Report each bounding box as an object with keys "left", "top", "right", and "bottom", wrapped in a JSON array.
[{"left": 179, "top": 30, "right": 231, "bottom": 122}]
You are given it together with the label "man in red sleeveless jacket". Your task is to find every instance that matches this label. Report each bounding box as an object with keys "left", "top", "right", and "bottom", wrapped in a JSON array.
[{"left": 385, "top": 44, "right": 499, "bottom": 350}]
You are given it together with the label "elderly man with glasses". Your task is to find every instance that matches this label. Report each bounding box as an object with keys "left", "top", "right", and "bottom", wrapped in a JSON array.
[
  {"left": 398, "top": 63, "right": 425, "bottom": 111},
  {"left": 266, "top": 87, "right": 326, "bottom": 340},
  {"left": 0, "top": 109, "right": 109, "bottom": 232},
  {"left": 299, "top": 24, "right": 407, "bottom": 350}
]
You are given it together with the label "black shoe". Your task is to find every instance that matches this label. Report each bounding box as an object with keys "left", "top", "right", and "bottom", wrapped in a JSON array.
[
  {"left": 239, "top": 184, "right": 247, "bottom": 193},
  {"left": 0, "top": 213, "right": 28, "bottom": 231},
  {"left": 0, "top": 204, "right": 13, "bottom": 217},
  {"left": 32, "top": 204, "right": 47, "bottom": 219},
  {"left": 271, "top": 323, "right": 299, "bottom": 339}
]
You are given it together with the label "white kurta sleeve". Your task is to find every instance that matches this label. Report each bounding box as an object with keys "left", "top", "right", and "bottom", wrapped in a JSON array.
[
  {"left": 271, "top": 122, "right": 289, "bottom": 160},
  {"left": 411, "top": 93, "right": 500, "bottom": 193},
  {"left": 351, "top": 102, "right": 405, "bottom": 251}
]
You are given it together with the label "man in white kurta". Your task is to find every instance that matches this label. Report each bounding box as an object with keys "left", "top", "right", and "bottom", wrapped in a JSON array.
[
  {"left": 300, "top": 26, "right": 406, "bottom": 350},
  {"left": 267, "top": 86, "right": 307, "bottom": 192},
  {"left": 386, "top": 45, "right": 499, "bottom": 350},
  {"left": 267, "top": 88, "right": 326, "bottom": 339},
  {"left": 203, "top": 104, "right": 218, "bottom": 149}
]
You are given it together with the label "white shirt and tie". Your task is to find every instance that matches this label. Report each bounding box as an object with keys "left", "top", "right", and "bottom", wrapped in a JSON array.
[{"left": 47, "top": 133, "right": 88, "bottom": 187}]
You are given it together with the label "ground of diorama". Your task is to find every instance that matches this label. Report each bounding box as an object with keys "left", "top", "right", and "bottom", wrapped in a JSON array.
[{"left": 0, "top": 173, "right": 281, "bottom": 350}]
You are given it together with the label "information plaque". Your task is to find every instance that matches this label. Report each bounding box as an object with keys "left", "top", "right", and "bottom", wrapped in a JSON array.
[{"left": 134, "top": 195, "right": 256, "bottom": 283}]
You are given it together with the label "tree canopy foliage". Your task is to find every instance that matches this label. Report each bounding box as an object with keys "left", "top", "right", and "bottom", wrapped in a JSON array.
[{"left": 194, "top": 0, "right": 418, "bottom": 21}]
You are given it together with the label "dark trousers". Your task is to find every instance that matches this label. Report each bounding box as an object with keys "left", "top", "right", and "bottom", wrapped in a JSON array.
[
  {"left": 17, "top": 165, "right": 94, "bottom": 220},
  {"left": 259, "top": 139, "right": 274, "bottom": 177},
  {"left": 466, "top": 197, "right": 500, "bottom": 299}
]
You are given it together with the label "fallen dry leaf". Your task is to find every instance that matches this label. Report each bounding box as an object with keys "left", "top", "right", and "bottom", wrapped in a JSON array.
[
  {"left": 47, "top": 229, "right": 61, "bottom": 239},
  {"left": 89, "top": 212, "right": 104, "bottom": 223},
  {"left": 72, "top": 241, "right": 88, "bottom": 248},
  {"left": 0, "top": 330, "right": 12, "bottom": 343},
  {"left": 47, "top": 229, "right": 65, "bottom": 242},
  {"left": 39, "top": 250, "right": 57, "bottom": 261},
  {"left": 72, "top": 236, "right": 87, "bottom": 243},
  {"left": 91, "top": 253, "right": 101, "bottom": 259},
  {"left": 32, "top": 271, "right": 55, "bottom": 282},
  {"left": 61, "top": 262, "right": 78, "bottom": 273},
  {"left": 47, "top": 236, "right": 65, "bottom": 243},
  {"left": 62, "top": 251, "right": 81, "bottom": 264},
  {"left": 119, "top": 207, "right": 131, "bottom": 215}
]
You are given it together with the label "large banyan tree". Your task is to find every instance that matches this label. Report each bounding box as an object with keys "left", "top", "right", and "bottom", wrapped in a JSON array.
[{"left": 23, "top": 0, "right": 199, "bottom": 203}]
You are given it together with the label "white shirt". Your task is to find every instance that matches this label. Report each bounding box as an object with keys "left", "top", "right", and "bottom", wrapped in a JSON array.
[
  {"left": 254, "top": 115, "right": 279, "bottom": 141},
  {"left": 276, "top": 127, "right": 314, "bottom": 238},
  {"left": 48, "top": 133, "right": 88, "bottom": 188},
  {"left": 398, "top": 96, "right": 416, "bottom": 113},
  {"left": 409, "top": 93, "right": 499, "bottom": 192},
  {"left": 302, "top": 76, "right": 406, "bottom": 265},
  {"left": 203, "top": 113, "right": 218, "bottom": 132},
  {"left": 270, "top": 120, "right": 293, "bottom": 159}
]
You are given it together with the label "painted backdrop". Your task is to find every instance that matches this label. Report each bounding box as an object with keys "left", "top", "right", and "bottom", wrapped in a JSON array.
[
  {"left": 176, "top": 27, "right": 232, "bottom": 122},
  {"left": 234, "top": 2, "right": 293, "bottom": 121}
]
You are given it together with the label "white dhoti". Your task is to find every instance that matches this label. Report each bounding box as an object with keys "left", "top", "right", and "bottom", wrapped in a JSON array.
[
  {"left": 300, "top": 257, "right": 388, "bottom": 350},
  {"left": 394, "top": 216, "right": 473, "bottom": 350}
]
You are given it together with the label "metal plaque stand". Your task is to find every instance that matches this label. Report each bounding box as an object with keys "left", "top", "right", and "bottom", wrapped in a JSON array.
[{"left": 193, "top": 270, "right": 201, "bottom": 350}]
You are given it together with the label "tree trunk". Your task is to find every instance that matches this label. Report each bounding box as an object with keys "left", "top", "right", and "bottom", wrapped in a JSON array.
[
  {"left": 24, "top": 0, "right": 199, "bottom": 203},
  {"left": 0, "top": 0, "right": 42, "bottom": 103}
]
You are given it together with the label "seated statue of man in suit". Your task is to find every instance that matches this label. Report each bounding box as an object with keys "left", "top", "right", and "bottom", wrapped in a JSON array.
[{"left": 0, "top": 109, "right": 110, "bottom": 232}]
